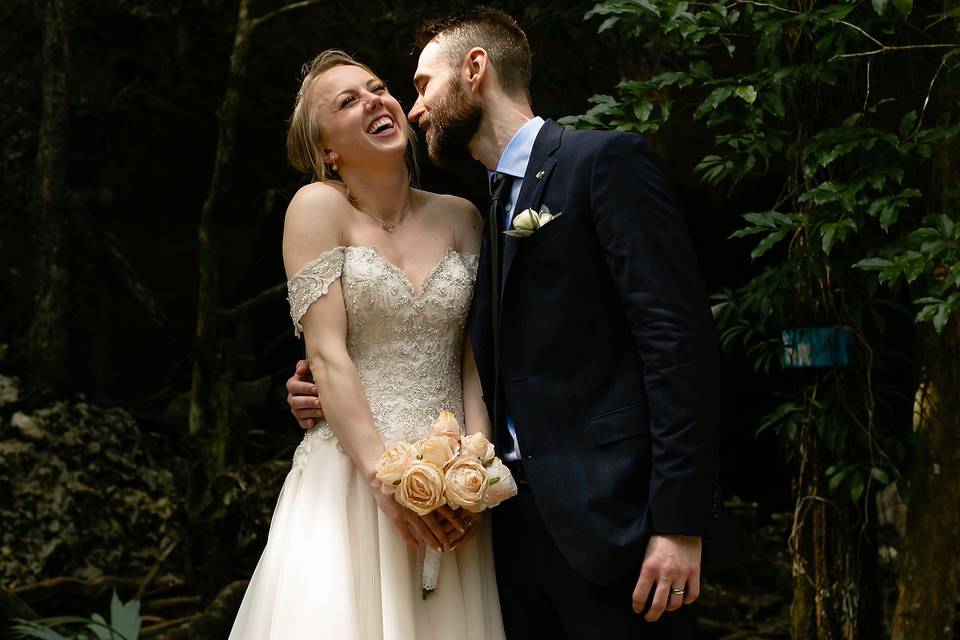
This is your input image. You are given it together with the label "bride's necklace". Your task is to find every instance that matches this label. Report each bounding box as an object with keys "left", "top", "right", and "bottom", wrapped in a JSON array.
[{"left": 351, "top": 190, "right": 414, "bottom": 233}]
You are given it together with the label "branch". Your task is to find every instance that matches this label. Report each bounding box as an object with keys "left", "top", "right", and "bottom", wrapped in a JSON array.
[
  {"left": 219, "top": 282, "right": 286, "bottom": 320},
  {"left": 731, "top": 0, "right": 799, "bottom": 15},
  {"left": 912, "top": 56, "right": 948, "bottom": 137},
  {"left": 136, "top": 537, "right": 179, "bottom": 601},
  {"left": 13, "top": 576, "right": 146, "bottom": 612},
  {"left": 863, "top": 59, "right": 871, "bottom": 112},
  {"left": 143, "top": 580, "right": 248, "bottom": 640},
  {"left": 837, "top": 20, "right": 884, "bottom": 48},
  {"left": 140, "top": 614, "right": 202, "bottom": 638},
  {"left": 831, "top": 43, "right": 958, "bottom": 61},
  {"left": 252, "top": 0, "right": 324, "bottom": 29}
]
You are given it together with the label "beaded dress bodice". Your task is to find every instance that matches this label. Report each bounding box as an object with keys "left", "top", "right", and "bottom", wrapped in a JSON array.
[{"left": 286, "top": 246, "right": 479, "bottom": 468}]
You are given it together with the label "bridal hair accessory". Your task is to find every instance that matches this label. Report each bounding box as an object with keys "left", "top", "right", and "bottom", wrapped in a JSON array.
[
  {"left": 504, "top": 205, "right": 562, "bottom": 238},
  {"left": 375, "top": 411, "right": 518, "bottom": 597}
]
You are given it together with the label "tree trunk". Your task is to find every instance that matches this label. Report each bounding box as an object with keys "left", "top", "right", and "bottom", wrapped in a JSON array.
[
  {"left": 790, "top": 418, "right": 819, "bottom": 640},
  {"left": 892, "top": 335, "right": 960, "bottom": 640},
  {"left": 26, "top": 0, "right": 71, "bottom": 394},
  {"left": 789, "top": 376, "right": 882, "bottom": 640},
  {"left": 892, "top": 6, "right": 960, "bottom": 632},
  {"left": 185, "top": 0, "right": 255, "bottom": 588},
  {"left": 187, "top": 0, "right": 254, "bottom": 502},
  {"left": 183, "top": 0, "right": 321, "bottom": 591}
]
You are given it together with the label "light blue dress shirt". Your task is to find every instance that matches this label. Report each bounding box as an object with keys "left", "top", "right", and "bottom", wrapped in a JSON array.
[{"left": 488, "top": 116, "right": 545, "bottom": 462}]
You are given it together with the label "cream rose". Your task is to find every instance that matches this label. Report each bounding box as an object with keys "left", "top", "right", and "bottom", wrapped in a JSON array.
[
  {"left": 511, "top": 208, "right": 541, "bottom": 232},
  {"left": 504, "top": 205, "right": 560, "bottom": 238},
  {"left": 420, "top": 435, "right": 460, "bottom": 469},
  {"left": 396, "top": 462, "right": 446, "bottom": 515},
  {"left": 444, "top": 458, "right": 489, "bottom": 513},
  {"left": 429, "top": 410, "right": 462, "bottom": 444},
  {"left": 483, "top": 458, "right": 518, "bottom": 509},
  {"left": 460, "top": 432, "right": 495, "bottom": 463},
  {"left": 375, "top": 441, "right": 418, "bottom": 494}
]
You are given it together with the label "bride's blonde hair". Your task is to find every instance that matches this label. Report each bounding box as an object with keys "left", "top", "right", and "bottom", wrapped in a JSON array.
[{"left": 287, "top": 49, "right": 419, "bottom": 184}]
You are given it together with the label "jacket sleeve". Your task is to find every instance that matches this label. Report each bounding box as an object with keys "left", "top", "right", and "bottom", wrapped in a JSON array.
[{"left": 588, "top": 132, "right": 720, "bottom": 536}]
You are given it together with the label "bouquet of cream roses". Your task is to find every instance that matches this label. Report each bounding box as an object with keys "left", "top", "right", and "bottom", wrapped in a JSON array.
[{"left": 375, "top": 410, "right": 518, "bottom": 595}]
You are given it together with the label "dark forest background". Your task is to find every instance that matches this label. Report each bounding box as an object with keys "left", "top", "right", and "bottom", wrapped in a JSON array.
[{"left": 1, "top": 0, "right": 957, "bottom": 638}]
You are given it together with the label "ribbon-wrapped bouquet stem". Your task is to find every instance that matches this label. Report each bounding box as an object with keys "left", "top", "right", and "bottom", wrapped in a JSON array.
[{"left": 375, "top": 411, "right": 518, "bottom": 596}]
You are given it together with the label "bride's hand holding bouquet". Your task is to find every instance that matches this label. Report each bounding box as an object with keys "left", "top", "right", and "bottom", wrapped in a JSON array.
[
  {"left": 375, "top": 410, "right": 518, "bottom": 594},
  {"left": 371, "top": 441, "right": 455, "bottom": 553}
]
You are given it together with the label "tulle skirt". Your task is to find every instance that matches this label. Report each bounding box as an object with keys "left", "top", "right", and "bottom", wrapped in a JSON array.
[{"left": 229, "top": 435, "right": 505, "bottom": 640}]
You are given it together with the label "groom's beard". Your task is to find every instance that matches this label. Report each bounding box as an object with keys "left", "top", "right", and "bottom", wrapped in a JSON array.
[{"left": 424, "top": 76, "right": 482, "bottom": 168}]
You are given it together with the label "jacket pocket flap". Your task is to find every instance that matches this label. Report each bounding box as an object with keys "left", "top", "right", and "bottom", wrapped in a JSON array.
[{"left": 589, "top": 403, "right": 650, "bottom": 445}]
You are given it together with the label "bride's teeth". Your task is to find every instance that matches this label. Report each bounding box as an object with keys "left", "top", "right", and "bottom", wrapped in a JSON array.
[{"left": 367, "top": 116, "right": 394, "bottom": 134}]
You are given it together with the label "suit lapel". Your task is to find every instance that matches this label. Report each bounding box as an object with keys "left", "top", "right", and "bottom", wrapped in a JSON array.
[{"left": 501, "top": 120, "right": 564, "bottom": 300}]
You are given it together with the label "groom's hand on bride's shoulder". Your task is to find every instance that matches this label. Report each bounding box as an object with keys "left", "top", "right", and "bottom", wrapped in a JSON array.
[
  {"left": 632, "top": 534, "right": 702, "bottom": 622},
  {"left": 286, "top": 359, "right": 324, "bottom": 429}
]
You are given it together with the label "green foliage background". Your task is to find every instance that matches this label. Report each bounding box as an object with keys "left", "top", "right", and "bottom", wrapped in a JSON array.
[
  {"left": 565, "top": 0, "right": 958, "bottom": 506},
  {"left": 4, "top": 0, "right": 957, "bottom": 634}
]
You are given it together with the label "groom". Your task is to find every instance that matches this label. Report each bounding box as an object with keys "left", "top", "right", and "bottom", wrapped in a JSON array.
[{"left": 288, "top": 7, "right": 719, "bottom": 638}]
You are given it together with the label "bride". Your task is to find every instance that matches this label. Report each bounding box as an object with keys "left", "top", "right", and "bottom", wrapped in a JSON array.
[{"left": 228, "top": 50, "right": 505, "bottom": 639}]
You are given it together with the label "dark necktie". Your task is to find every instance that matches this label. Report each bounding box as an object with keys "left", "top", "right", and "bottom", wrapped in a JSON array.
[{"left": 488, "top": 172, "right": 512, "bottom": 431}]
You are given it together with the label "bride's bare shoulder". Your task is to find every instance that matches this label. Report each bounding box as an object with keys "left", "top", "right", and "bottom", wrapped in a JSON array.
[
  {"left": 286, "top": 181, "right": 351, "bottom": 226},
  {"left": 283, "top": 183, "right": 350, "bottom": 264},
  {"left": 418, "top": 190, "right": 482, "bottom": 253},
  {"left": 420, "top": 190, "right": 481, "bottom": 227}
]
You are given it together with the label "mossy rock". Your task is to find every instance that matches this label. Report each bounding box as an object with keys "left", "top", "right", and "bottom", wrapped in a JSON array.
[{"left": 0, "top": 401, "right": 178, "bottom": 587}]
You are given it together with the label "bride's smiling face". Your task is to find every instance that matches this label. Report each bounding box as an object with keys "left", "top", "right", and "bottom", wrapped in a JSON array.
[{"left": 311, "top": 65, "right": 408, "bottom": 170}]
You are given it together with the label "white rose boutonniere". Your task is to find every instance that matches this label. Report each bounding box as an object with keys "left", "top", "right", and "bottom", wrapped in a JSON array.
[{"left": 504, "top": 205, "right": 562, "bottom": 238}]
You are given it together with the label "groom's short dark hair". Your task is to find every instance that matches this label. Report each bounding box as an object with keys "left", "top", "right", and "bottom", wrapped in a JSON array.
[{"left": 416, "top": 7, "right": 531, "bottom": 99}]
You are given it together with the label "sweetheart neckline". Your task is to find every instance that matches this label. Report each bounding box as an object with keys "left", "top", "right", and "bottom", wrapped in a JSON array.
[{"left": 344, "top": 245, "right": 477, "bottom": 299}]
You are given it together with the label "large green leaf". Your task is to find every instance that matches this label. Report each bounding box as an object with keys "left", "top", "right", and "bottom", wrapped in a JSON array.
[
  {"left": 751, "top": 230, "right": 788, "bottom": 260},
  {"left": 109, "top": 591, "right": 141, "bottom": 640},
  {"left": 9, "top": 622, "right": 71, "bottom": 640},
  {"left": 870, "top": 0, "right": 890, "bottom": 17},
  {"left": 735, "top": 85, "right": 758, "bottom": 104},
  {"left": 850, "top": 471, "right": 865, "bottom": 503},
  {"left": 871, "top": 467, "right": 891, "bottom": 485},
  {"left": 892, "top": 0, "right": 912, "bottom": 16}
]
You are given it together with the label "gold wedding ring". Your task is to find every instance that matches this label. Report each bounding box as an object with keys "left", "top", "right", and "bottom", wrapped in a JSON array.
[{"left": 670, "top": 586, "right": 686, "bottom": 597}]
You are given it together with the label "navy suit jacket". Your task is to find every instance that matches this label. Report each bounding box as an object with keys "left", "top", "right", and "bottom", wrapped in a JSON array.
[{"left": 468, "top": 119, "right": 720, "bottom": 585}]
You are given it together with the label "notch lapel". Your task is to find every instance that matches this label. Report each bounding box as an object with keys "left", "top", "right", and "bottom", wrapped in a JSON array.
[{"left": 501, "top": 120, "right": 564, "bottom": 300}]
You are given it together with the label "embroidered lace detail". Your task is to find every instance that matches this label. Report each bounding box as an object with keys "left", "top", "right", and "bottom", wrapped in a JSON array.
[
  {"left": 290, "top": 247, "right": 480, "bottom": 469},
  {"left": 287, "top": 246, "right": 345, "bottom": 338}
]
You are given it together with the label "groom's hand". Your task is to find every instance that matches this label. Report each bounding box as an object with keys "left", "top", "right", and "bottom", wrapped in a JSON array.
[
  {"left": 286, "top": 359, "right": 325, "bottom": 429},
  {"left": 632, "top": 534, "right": 702, "bottom": 621}
]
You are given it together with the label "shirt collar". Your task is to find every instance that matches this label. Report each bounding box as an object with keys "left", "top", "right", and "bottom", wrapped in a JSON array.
[{"left": 491, "top": 116, "right": 545, "bottom": 180}]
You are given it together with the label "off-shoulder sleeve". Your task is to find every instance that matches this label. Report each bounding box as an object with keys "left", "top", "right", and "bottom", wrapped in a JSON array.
[{"left": 287, "top": 246, "right": 345, "bottom": 338}]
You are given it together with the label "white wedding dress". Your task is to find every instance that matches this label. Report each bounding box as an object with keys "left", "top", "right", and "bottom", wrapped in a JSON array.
[{"left": 229, "top": 246, "right": 505, "bottom": 640}]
